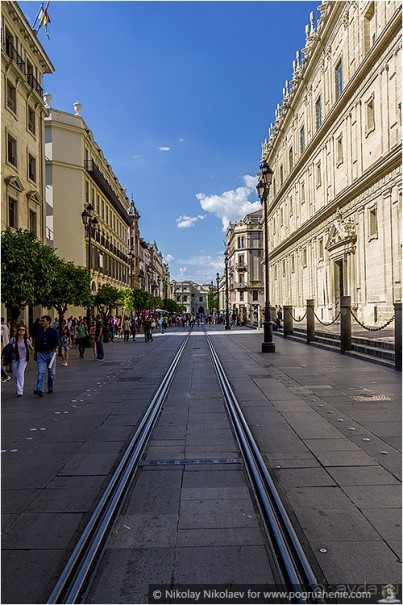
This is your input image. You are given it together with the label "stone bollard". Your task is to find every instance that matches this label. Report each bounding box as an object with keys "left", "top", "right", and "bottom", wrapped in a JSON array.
[
  {"left": 283, "top": 305, "right": 293, "bottom": 337},
  {"left": 306, "top": 299, "right": 315, "bottom": 343},
  {"left": 340, "top": 296, "right": 352, "bottom": 353},
  {"left": 394, "top": 302, "right": 402, "bottom": 371}
]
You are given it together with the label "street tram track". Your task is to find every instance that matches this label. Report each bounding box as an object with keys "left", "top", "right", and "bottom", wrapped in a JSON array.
[
  {"left": 206, "top": 333, "right": 324, "bottom": 604},
  {"left": 47, "top": 333, "right": 191, "bottom": 604},
  {"left": 47, "top": 328, "right": 324, "bottom": 604}
]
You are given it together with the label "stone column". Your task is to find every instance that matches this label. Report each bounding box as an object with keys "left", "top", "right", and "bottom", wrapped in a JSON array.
[{"left": 306, "top": 299, "right": 315, "bottom": 343}]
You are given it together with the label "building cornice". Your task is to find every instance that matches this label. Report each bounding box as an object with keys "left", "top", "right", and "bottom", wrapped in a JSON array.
[
  {"left": 269, "top": 144, "right": 402, "bottom": 259},
  {"left": 265, "top": 5, "right": 402, "bottom": 216}
]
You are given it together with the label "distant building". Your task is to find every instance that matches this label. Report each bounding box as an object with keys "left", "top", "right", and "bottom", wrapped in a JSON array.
[
  {"left": 260, "top": 1, "right": 401, "bottom": 325},
  {"left": 225, "top": 210, "right": 264, "bottom": 326},
  {"left": 172, "top": 280, "right": 208, "bottom": 315}
]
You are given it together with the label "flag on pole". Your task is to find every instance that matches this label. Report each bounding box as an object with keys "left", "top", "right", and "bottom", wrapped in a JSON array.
[{"left": 37, "top": 2, "right": 51, "bottom": 39}]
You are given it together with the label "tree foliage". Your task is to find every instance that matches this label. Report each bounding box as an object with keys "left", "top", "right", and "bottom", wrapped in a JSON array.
[
  {"left": 1, "top": 229, "right": 59, "bottom": 328},
  {"left": 44, "top": 259, "right": 92, "bottom": 326}
]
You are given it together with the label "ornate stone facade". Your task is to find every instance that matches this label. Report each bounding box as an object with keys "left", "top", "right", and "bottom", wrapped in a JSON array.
[
  {"left": 260, "top": 1, "right": 401, "bottom": 325},
  {"left": 226, "top": 210, "right": 264, "bottom": 326}
]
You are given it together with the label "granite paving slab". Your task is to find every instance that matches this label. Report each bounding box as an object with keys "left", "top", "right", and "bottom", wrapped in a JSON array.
[{"left": 326, "top": 465, "right": 400, "bottom": 485}]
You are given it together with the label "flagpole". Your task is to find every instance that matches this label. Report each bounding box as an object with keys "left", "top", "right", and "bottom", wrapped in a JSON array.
[{"left": 32, "top": 3, "right": 43, "bottom": 31}]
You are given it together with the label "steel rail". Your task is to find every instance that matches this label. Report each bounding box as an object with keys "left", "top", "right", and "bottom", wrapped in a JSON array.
[
  {"left": 47, "top": 334, "right": 190, "bottom": 604},
  {"left": 206, "top": 335, "right": 324, "bottom": 604}
]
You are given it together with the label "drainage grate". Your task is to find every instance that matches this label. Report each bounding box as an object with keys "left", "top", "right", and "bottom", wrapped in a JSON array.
[
  {"left": 140, "top": 457, "right": 242, "bottom": 467},
  {"left": 352, "top": 394, "right": 392, "bottom": 402}
]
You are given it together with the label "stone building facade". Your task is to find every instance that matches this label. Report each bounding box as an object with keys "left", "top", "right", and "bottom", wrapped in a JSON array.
[
  {"left": 1, "top": 1, "right": 54, "bottom": 238},
  {"left": 173, "top": 281, "right": 208, "bottom": 315},
  {"left": 226, "top": 210, "right": 264, "bottom": 326},
  {"left": 44, "top": 98, "right": 133, "bottom": 295},
  {"left": 260, "top": 0, "right": 401, "bottom": 326}
]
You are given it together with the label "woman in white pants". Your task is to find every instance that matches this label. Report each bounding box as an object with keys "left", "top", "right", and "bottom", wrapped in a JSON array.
[{"left": 10, "top": 325, "right": 34, "bottom": 397}]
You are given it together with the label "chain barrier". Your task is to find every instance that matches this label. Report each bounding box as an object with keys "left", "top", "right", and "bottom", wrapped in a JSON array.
[
  {"left": 349, "top": 308, "right": 395, "bottom": 332},
  {"left": 313, "top": 310, "right": 342, "bottom": 326},
  {"left": 290, "top": 309, "right": 307, "bottom": 322}
]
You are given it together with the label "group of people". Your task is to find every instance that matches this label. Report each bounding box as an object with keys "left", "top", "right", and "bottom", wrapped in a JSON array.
[{"left": 1, "top": 314, "right": 105, "bottom": 398}]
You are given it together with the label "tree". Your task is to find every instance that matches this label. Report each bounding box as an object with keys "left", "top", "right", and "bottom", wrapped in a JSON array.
[
  {"left": 43, "top": 259, "right": 92, "bottom": 329},
  {"left": 1, "top": 229, "right": 60, "bottom": 330},
  {"left": 94, "top": 284, "right": 122, "bottom": 341}
]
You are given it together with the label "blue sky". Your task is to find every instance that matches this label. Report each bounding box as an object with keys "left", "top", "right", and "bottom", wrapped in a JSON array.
[{"left": 21, "top": 0, "right": 318, "bottom": 284}]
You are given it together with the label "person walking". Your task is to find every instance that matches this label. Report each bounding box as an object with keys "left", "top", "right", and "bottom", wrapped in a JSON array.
[
  {"left": 76, "top": 320, "right": 88, "bottom": 359},
  {"left": 10, "top": 325, "right": 34, "bottom": 396},
  {"left": 89, "top": 319, "right": 97, "bottom": 358},
  {"left": 95, "top": 315, "right": 104, "bottom": 360},
  {"left": 130, "top": 316, "right": 138, "bottom": 341},
  {"left": 123, "top": 316, "right": 131, "bottom": 342},
  {"left": 1, "top": 316, "right": 11, "bottom": 381},
  {"left": 143, "top": 317, "right": 152, "bottom": 343},
  {"left": 33, "top": 315, "right": 60, "bottom": 397},
  {"left": 60, "top": 327, "right": 72, "bottom": 366}
]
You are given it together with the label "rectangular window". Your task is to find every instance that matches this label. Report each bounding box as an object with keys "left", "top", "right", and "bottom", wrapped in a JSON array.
[
  {"left": 8, "top": 197, "right": 17, "bottom": 227},
  {"left": 280, "top": 164, "right": 284, "bottom": 185},
  {"left": 280, "top": 208, "right": 284, "bottom": 226},
  {"left": 301, "top": 182, "right": 305, "bottom": 203},
  {"left": 252, "top": 290, "right": 258, "bottom": 301},
  {"left": 318, "top": 237, "right": 324, "bottom": 260},
  {"left": 6, "top": 80, "right": 17, "bottom": 113},
  {"left": 291, "top": 255, "right": 295, "bottom": 272},
  {"left": 369, "top": 206, "right": 378, "bottom": 239},
  {"left": 315, "top": 97, "right": 322, "bottom": 130},
  {"left": 282, "top": 260, "right": 286, "bottom": 276},
  {"left": 300, "top": 126, "right": 305, "bottom": 154},
  {"left": 335, "top": 61, "right": 343, "bottom": 101},
  {"left": 7, "top": 134, "right": 17, "bottom": 166},
  {"left": 28, "top": 106, "right": 36, "bottom": 134},
  {"left": 302, "top": 248, "right": 307, "bottom": 267},
  {"left": 364, "top": 3, "right": 376, "bottom": 53},
  {"left": 237, "top": 236, "right": 245, "bottom": 248},
  {"left": 289, "top": 197, "right": 293, "bottom": 216},
  {"left": 85, "top": 181, "right": 89, "bottom": 203},
  {"left": 289, "top": 147, "right": 293, "bottom": 171},
  {"left": 366, "top": 95, "right": 375, "bottom": 134},
  {"left": 28, "top": 154, "right": 36, "bottom": 182},
  {"left": 316, "top": 161, "right": 322, "bottom": 187},
  {"left": 336, "top": 135, "right": 343, "bottom": 165},
  {"left": 239, "top": 291, "right": 244, "bottom": 301},
  {"left": 29, "top": 210, "right": 37, "bottom": 234},
  {"left": 239, "top": 274, "right": 244, "bottom": 284}
]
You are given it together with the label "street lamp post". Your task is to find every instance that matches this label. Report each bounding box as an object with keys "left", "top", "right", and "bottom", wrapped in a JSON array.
[
  {"left": 225, "top": 251, "right": 231, "bottom": 330},
  {"left": 81, "top": 203, "right": 99, "bottom": 330},
  {"left": 216, "top": 272, "right": 220, "bottom": 315},
  {"left": 256, "top": 160, "right": 275, "bottom": 353},
  {"left": 210, "top": 280, "right": 213, "bottom": 316}
]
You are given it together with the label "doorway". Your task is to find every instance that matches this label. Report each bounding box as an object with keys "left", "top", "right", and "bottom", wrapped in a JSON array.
[{"left": 334, "top": 259, "right": 344, "bottom": 312}]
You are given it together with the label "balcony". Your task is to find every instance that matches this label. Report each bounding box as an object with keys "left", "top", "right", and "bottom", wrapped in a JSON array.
[
  {"left": 4, "top": 42, "right": 26, "bottom": 74},
  {"left": 27, "top": 73, "right": 43, "bottom": 97},
  {"left": 235, "top": 263, "right": 247, "bottom": 271},
  {"left": 85, "top": 160, "right": 130, "bottom": 224}
]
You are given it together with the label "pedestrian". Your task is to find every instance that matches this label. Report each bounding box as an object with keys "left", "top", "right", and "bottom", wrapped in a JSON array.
[
  {"left": 130, "top": 316, "right": 138, "bottom": 341},
  {"left": 90, "top": 319, "right": 97, "bottom": 358},
  {"left": 143, "top": 317, "right": 152, "bottom": 342},
  {"left": 1, "top": 316, "right": 11, "bottom": 380},
  {"left": 76, "top": 320, "right": 88, "bottom": 358},
  {"left": 123, "top": 316, "right": 131, "bottom": 341},
  {"left": 95, "top": 315, "right": 105, "bottom": 360},
  {"left": 33, "top": 315, "right": 60, "bottom": 397},
  {"left": 60, "top": 327, "right": 72, "bottom": 366},
  {"left": 158, "top": 316, "right": 165, "bottom": 334},
  {"left": 10, "top": 325, "right": 34, "bottom": 396}
]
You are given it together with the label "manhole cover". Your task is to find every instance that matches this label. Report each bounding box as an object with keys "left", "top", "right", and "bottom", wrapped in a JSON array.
[{"left": 352, "top": 394, "right": 392, "bottom": 402}]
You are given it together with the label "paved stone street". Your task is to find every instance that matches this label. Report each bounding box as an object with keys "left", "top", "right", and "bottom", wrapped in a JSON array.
[{"left": 1, "top": 326, "right": 401, "bottom": 603}]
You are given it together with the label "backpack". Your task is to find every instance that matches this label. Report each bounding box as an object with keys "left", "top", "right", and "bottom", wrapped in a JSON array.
[{"left": 2, "top": 342, "right": 14, "bottom": 365}]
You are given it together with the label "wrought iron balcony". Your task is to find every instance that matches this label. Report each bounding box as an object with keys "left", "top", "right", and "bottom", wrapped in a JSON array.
[
  {"left": 235, "top": 263, "right": 247, "bottom": 271},
  {"left": 27, "top": 73, "right": 43, "bottom": 97},
  {"left": 85, "top": 160, "right": 130, "bottom": 224},
  {"left": 3, "top": 42, "right": 26, "bottom": 74}
]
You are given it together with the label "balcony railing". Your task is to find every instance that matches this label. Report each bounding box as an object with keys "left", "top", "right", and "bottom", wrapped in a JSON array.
[
  {"left": 85, "top": 160, "right": 129, "bottom": 224},
  {"left": 235, "top": 263, "right": 247, "bottom": 271},
  {"left": 3, "top": 42, "right": 44, "bottom": 97}
]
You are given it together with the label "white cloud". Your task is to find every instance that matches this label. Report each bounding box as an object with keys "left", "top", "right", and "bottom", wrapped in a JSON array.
[
  {"left": 165, "top": 254, "right": 175, "bottom": 264},
  {"left": 172, "top": 255, "right": 224, "bottom": 283},
  {"left": 158, "top": 146, "right": 171, "bottom": 152},
  {"left": 132, "top": 154, "right": 144, "bottom": 162},
  {"left": 179, "top": 138, "right": 184, "bottom": 142},
  {"left": 176, "top": 214, "right": 206, "bottom": 229},
  {"left": 196, "top": 175, "right": 260, "bottom": 231}
]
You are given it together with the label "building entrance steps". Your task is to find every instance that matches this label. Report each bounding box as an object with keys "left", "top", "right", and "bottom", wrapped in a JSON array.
[{"left": 1, "top": 326, "right": 401, "bottom": 604}]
